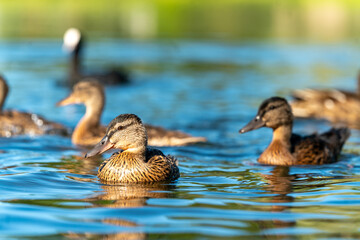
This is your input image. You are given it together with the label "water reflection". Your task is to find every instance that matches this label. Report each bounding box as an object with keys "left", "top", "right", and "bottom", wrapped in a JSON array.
[
  {"left": 68, "top": 182, "right": 176, "bottom": 239},
  {"left": 260, "top": 166, "right": 295, "bottom": 238}
]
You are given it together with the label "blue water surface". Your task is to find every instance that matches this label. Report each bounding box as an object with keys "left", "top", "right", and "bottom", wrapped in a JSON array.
[{"left": 0, "top": 39, "right": 360, "bottom": 239}]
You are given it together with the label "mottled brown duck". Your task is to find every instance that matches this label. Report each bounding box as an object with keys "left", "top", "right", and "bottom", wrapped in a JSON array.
[
  {"left": 0, "top": 75, "right": 69, "bottom": 137},
  {"left": 239, "top": 97, "right": 350, "bottom": 166},
  {"left": 57, "top": 80, "right": 207, "bottom": 147},
  {"left": 63, "top": 28, "right": 129, "bottom": 86},
  {"left": 291, "top": 72, "right": 360, "bottom": 128},
  {"left": 85, "top": 113, "right": 180, "bottom": 183}
]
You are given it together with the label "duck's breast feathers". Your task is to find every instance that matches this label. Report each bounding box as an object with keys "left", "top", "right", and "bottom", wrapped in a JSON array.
[{"left": 98, "top": 148, "right": 180, "bottom": 183}]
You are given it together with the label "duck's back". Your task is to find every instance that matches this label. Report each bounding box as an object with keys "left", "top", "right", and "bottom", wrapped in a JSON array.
[
  {"left": 291, "top": 127, "right": 350, "bottom": 165},
  {"left": 291, "top": 89, "right": 360, "bottom": 125},
  {"left": 0, "top": 110, "right": 69, "bottom": 137},
  {"left": 145, "top": 124, "right": 206, "bottom": 146}
]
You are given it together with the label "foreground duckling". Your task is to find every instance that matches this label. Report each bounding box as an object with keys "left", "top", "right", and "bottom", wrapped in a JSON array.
[
  {"left": 239, "top": 97, "right": 350, "bottom": 165},
  {"left": 57, "top": 80, "right": 207, "bottom": 147},
  {"left": 85, "top": 114, "right": 180, "bottom": 183},
  {"left": 291, "top": 72, "right": 360, "bottom": 128},
  {"left": 63, "top": 28, "right": 129, "bottom": 86},
  {"left": 0, "top": 75, "right": 69, "bottom": 137}
]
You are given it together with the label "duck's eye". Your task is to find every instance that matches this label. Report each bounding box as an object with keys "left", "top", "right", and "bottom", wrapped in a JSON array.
[
  {"left": 117, "top": 126, "right": 124, "bottom": 131},
  {"left": 269, "top": 105, "right": 276, "bottom": 110}
]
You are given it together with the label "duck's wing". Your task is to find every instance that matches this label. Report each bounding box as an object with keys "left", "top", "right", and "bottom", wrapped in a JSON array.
[
  {"left": 145, "top": 124, "right": 206, "bottom": 147},
  {"left": 291, "top": 127, "right": 350, "bottom": 165},
  {"left": 146, "top": 148, "right": 180, "bottom": 181}
]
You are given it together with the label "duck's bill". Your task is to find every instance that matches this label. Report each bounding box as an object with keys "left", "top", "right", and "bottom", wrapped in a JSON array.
[
  {"left": 85, "top": 136, "right": 114, "bottom": 158},
  {"left": 239, "top": 115, "right": 265, "bottom": 134},
  {"left": 56, "top": 94, "right": 77, "bottom": 106}
]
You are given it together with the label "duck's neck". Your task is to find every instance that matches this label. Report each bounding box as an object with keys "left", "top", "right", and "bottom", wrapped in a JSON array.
[
  {"left": 357, "top": 71, "right": 360, "bottom": 95},
  {"left": 272, "top": 124, "right": 293, "bottom": 150},
  {"left": 0, "top": 82, "right": 8, "bottom": 114},
  {"left": 0, "top": 91, "right": 6, "bottom": 113},
  {"left": 69, "top": 51, "right": 81, "bottom": 84},
  {"left": 72, "top": 100, "right": 103, "bottom": 142},
  {"left": 258, "top": 124, "right": 296, "bottom": 166},
  {"left": 113, "top": 147, "right": 147, "bottom": 166},
  {"left": 69, "top": 43, "right": 82, "bottom": 86}
]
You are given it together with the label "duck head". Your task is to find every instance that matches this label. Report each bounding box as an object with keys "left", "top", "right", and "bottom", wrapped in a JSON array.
[
  {"left": 239, "top": 97, "right": 293, "bottom": 133},
  {"left": 85, "top": 114, "right": 148, "bottom": 158},
  {"left": 63, "top": 28, "right": 82, "bottom": 53},
  {"left": 56, "top": 80, "right": 104, "bottom": 108}
]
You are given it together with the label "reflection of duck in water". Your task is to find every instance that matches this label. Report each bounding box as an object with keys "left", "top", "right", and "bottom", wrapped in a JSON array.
[
  {"left": 85, "top": 114, "right": 180, "bottom": 183},
  {"left": 57, "top": 80, "right": 207, "bottom": 147},
  {"left": 66, "top": 182, "right": 175, "bottom": 239},
  {"left": 239, "top": 97, "right": 350, "bottom": 165},
  {"left": 63, "top": 28, "right": 129, "bottom": 86},
  {"left": 0, "top": 75, "right": 69, "bottom": 137},
  {"left": 260, "top": 166, "right": 296, "bottom": 237},
  {"left": 291, "top": 72, "right": 360, "bottom": 128},
  {"left": 97, "top": 182, "right": 176, "bottom": 208}
]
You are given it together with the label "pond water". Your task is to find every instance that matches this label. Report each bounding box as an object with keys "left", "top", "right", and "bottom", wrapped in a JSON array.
[{"left": 1, "top": 39, "right": 360, "bottom": 239}]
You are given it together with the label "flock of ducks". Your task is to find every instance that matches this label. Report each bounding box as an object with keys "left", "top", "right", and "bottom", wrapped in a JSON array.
[{"left": 2, "top": 28, "right": 355, "bottom": 184}]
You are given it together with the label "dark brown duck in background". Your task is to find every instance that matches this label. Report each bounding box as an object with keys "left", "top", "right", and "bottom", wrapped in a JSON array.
[
  {"left": 291, "top": 71, "right": 360, "bottom": 128},
  {"left": 0, "top": 75, "right": 69, "bottom": 137},
  {"left": 63, "top": 28, "right": 129, "bottom": 87},
  {"left": 85, "top": 114, "right": 180, "bottom": 183},
  {"left": 57, "top": 80, "right": 207, "bottom": 147},
  {"left": 239, "top": 97, "right": 350, "bottom": 166}
]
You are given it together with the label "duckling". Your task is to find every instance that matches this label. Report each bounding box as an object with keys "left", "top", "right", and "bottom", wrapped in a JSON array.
[
  {"left": 85, "top": 114, "right": 180, "bottom": 183},
  {"left": 291, "top": 72, "right": 360, "bottom": 128},
  {"left": 57, "top": 80, "right": 207, "bottom": 147},
  {"left": 0, "top": 75, "right": 69, "bottom": 137},
  {"left": 63, "top": 28, "right": 129, "bottom": 86},
  {"left": 239, "top": 97, "right": 350, "bottom": 165}
]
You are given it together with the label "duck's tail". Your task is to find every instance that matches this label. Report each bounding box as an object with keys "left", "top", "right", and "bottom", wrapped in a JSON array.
[{"left": 320, "top": 127, "right": 351, "bottom": 155}]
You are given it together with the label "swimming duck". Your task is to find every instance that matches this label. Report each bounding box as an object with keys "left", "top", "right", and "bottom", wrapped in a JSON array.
[
  {"left": 63, "top": 28, "right": 129, "bottom": 86},
  {"left": 85, "top": 113, "right": 180, "bottom": 183},
  {"left": 0, "top": 75, "right": 69, "bottom": 137},
  {"left": 290, "top": 72, "right": 360, "bottom": 128},
  {"left": 239, "top": 97, "right": 350, "bottom": 165},
  {"left": 57, "top": 80, "right": 207, "bottom": 147}
]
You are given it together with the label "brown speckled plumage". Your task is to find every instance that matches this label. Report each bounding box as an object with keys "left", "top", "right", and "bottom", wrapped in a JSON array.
[
  {"left": 85, "top": 114, "right": 180, "bottom": 183},
  {"left": 0, "top": 75, "right": 69, "bottom": 137},
  {"left": 239, "top": 97, "right": 350, "bottom": 166},
  {"left": 291, "top": 72, "right": 360, "bottom": 128},
  {"left": 58, "top": 80, "right": 206, "bottom": 147}
]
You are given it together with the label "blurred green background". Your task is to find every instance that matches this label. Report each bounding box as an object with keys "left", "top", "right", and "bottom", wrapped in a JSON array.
[{"left": 1, "top": 0, "right": 360, "bottom": 42}]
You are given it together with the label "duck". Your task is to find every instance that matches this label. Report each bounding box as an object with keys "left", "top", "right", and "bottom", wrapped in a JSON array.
[
  {"left": 57, "top": 80, "right": 207, "bottom": 147},
  {"left": 63, "top": 28, "right": 129, "bottom": 87},
  {"left": 85, "top": 113, "right": 180, "bottom": 183},
  {"left": 0, "top": 75, "right": 69, "bottom": 137},
  {"left": 239, "top": 96, "right": 350, "bottom": 165},
  {"left": 290, "top": 72, "right": 360, "bottom": 128}
]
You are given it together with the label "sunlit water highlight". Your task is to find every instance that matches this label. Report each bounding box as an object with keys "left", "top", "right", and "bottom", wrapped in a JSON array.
[{"left": 0, "top": 40, "right": 360, "bottom": 239}]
